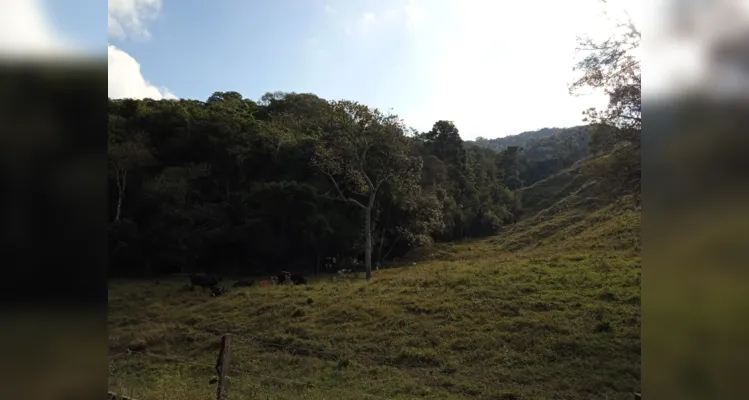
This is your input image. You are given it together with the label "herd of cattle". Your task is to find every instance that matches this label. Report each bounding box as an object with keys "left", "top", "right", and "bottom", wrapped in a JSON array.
[{"left": 188, "top": 271, "right": 308, "bottom": 297}]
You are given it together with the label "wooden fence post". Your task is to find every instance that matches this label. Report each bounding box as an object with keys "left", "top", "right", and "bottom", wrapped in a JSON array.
[{"left": 216, "top": 333, "right": 232, "bottom": 400}]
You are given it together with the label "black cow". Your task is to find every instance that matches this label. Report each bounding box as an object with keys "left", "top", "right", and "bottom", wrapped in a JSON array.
[
  {"left": 275, "top": 271, "right": 307, "bottom": 285},
  {"left": 189, "top": 273, "right": 221, "bottom": 289},
  {"left": 275, "top": 271, "right": 292, "bottom": 285},
  {"left": 209, "top": 286, "right": 228, "bottom": 297},
  {"left": 232, "top": 280, "right": 254, "bottom": 288},
  {"left": 291, "top": 274, "right": 307, "bottom": 285}
]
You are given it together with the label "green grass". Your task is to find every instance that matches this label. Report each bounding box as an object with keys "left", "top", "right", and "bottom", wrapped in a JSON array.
[
  {"left": 109, "top": 192, "right": 640, "bottom": 399},
  {"left": 519, "top": 170, "right": 586, "bottom": 219}
]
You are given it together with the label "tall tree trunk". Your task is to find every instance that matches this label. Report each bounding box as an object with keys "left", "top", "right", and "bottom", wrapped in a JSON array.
[
  {"left": 114, "top": 169, "right": 127, "bottom": 223},
  {"left": 364, "top": 206, "right": 372, "bottom": 281},
  {"left": 375, "top": 201, "right": 391, "bottom": 265}
]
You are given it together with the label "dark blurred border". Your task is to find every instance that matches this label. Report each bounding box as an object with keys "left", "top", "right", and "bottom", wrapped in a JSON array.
[
  {"left": 0, "top": 58, "right": 107, "bottom": 399},
  {"left": 643, "top": 95, "right": 749, "bottom": 399}
]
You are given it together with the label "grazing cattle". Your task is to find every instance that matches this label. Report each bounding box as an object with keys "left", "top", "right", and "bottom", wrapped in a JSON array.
[
  {"left": 291, "top": 274, "right": 307, "bottom": 285},
  {"left": 275, "top": 271, "right": 291, "bottom": 285},
  {"left": 281, "top": 271, "right": 294, "bottom": 285},
  {"left": 189, "top": 273, "right": 221, "bottom": 289},
  {"left": 275, "top": 271, "right": 307, "bottom": 285},
  {"left": 209, "top": 286, "right": 227, "bottom": 297},
  {"left": 232, "top": 280, "right": 254, "bottom": 288}
]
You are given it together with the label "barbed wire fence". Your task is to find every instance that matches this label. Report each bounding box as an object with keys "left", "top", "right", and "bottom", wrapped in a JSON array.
[
  {"left": 108, "top": 331, "right": 640, "bottom": 400},
  {"left": 110, "top": 332, "right": 491, "bottom": 398},
  {"left": 108, "top": 332, "right": 397, "bottom": 400}
]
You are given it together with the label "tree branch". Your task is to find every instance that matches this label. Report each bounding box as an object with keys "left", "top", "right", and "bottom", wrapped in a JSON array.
[
  {"left": 367, "top": 178, "right": 385, "bottom": 209},
  {"left": 361, "top": 170, "right": 375, "bottom": 194},
  {"left": 617, "top": 114, "right": 641, "bottom": 122},
  {"left": 325, "top": 173, "right": 366, "bottom": 209},
  {"left": 382, "top": 236, "right": 401, "bottom": 261}
]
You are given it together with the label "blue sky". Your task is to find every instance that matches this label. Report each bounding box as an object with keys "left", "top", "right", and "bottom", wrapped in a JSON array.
[
  {"left": 103, "top": 0, "right": 631, "bottom": 139},
  {"left": 44, "top": 0, "right": 103, "bottom": 53},
  {"left": 112, "top": 0, "right": 431, "bottom": 105}
]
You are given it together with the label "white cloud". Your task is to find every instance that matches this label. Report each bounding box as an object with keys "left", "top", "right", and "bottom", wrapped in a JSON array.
[
  {"left": 107, "top": 0, "right": 175, "bottom": 100},
  {"left": 108, "top": 0, "right": 162, "bottom": 40},
  {"left": 0, "top": 0, "right": 80, "bottom": 59},
  {"left": 109, "top": 44, "right": 175, "bottom": 100}
]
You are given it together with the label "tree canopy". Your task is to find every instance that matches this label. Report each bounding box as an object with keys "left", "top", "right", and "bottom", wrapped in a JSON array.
[
  {"left": 107, "top": 92, "right": 550, "bottom": 277},
  {"left": 570, "top": 3, "right": 641, "bottom": 148}
]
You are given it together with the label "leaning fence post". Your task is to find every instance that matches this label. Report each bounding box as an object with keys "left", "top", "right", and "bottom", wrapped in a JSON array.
[{"left": 215, "top": 333, "right": 232, "bottom": 400}]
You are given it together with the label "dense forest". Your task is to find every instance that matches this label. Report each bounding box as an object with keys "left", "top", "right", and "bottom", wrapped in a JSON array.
[
  {"left": 109, "top": 2, "right": 641, "bottom": 281},
  {"left": 108, "top": 93, "right": 613, "bottom": 279}
]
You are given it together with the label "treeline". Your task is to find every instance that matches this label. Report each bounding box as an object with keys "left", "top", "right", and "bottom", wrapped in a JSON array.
[
  {"left": 471, "top": 125, "right": 595, "bottom": 187},
  {"left": 108, "top": 91, "right": 588, "bottom": 277}
]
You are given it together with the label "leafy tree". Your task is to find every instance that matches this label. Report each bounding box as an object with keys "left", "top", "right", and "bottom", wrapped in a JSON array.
[
  {"left": 498, "top": 146, "right": 523, "bottom": 190},
  {"left": 312, "top": 101, "right": 421, "bottom": 280},
  {"left": 106, "top": 90, "right": 560, "bottom": 278},
  {"left": 108, "top": 126, "right": 155, "bottom": 223},
  {"left": 423, "top": 120, "right": 467, "bottom": 168},
  {"left": 568, "top": 1, "right": 641, "bottom": 196},
  {"left": 570, "top": 2, "right": 641, "bottom": 146}
]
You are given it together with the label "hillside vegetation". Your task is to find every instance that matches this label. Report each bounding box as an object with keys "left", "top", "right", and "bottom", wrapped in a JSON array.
[
  {"left": 109, "top": 8, "right": 641, "bottom": 399},
  {"left": 107, "top": 90, "right": 641, "bottom": 400},
  {"left": 470, "top": 125, "right": 595, "bottom": 188},
  {"left": 107, "top": 127, "right": 641, "bottom": 399},
  {"left": 108, "top": 161, "right": 641, "bottom": 399},
  {"left": 108, "top": 94, "right": 534, "bottom": 280}
]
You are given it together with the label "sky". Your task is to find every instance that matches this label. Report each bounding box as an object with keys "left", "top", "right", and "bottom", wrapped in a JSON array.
[
  {"left": 105, "top": 0, "right": 631, "bottom": 139},
  {"left": 0, "top": 0, "right": 658, "bottom": 140}
]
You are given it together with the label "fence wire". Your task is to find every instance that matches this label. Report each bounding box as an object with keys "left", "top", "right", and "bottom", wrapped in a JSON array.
[
  {"left": 108, "top": 332, "right": 603, "bottom": 400},
  {"left": 110, "top": 350, "right": 391, "bottom": 400}
]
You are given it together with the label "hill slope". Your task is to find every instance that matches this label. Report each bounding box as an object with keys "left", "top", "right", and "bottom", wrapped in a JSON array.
[
  {"left": 471, "top": 126, "right": 589, "bottom": 150},
  {"left": 469, "top": 125, "right": 596, "bottom": 188},
  {"left": 108, "top": 151, "right": 641, "bottom": 400}
]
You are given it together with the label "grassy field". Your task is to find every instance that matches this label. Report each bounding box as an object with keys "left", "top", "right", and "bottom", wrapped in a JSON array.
[{"left": 109, "top": 198, "right": 640, "bottom": 399}]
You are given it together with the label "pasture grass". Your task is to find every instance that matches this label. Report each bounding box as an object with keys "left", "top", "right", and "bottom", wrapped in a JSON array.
[{"left": 109, "top": 198, "right": 640, "bottom": 399}]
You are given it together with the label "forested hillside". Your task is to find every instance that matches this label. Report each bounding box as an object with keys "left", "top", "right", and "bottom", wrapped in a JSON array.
[
  {"left": 108, "top": 89, "right": 637, "bottom": 280},
  {"left": 470, "top": 125, "right": 601, "bottom": 188},
  {"left": 106, "top": 2, "right": 645, "bottom": 397},
  {"left": 109, "top": 94, "right": 541, "bottom": 278},
  {"left": 473, "top": 127, "right": 573, "bottom": 149},
  {"left": 108, "top": 0, "right": 640, "bottom": 284}
]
